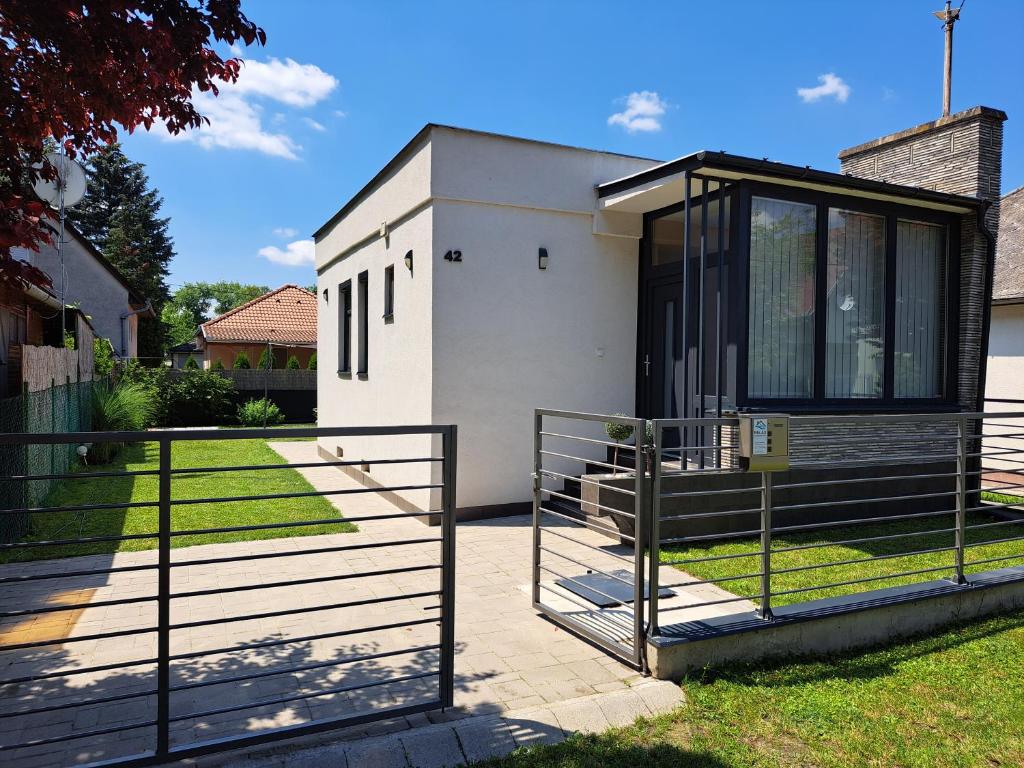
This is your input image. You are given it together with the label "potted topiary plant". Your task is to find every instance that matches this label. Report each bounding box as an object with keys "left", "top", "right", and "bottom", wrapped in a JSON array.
[{"left": 605, "top": 415, "right": 635, "bottom": 471}]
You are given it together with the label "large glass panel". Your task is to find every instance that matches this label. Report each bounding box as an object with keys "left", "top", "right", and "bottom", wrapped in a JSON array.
[
  {"left": 748, "top": 197, "right": 816, "bottom": 398},
  {"left": 650, "top": 196, "right": 731, "bottom": 267},
  {"left": 895, "top": 220, "right": 946, "bottom": 398},
  {"left": 825, "top": 209, "right": 885, "bottom": 398},
  {"left": 651, "top": 210, "right": 684, "bottom": 266}
]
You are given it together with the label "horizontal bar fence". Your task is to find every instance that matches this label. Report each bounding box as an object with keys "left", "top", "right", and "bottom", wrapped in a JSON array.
[
  {"left": 649, "top": 410, "right": 1024, "bottom": 636},
  {"left": 0, "top": 424, "right": 456, "bottom": 768},
  {"left": 532, "top": 408, "right": 1024, "bottom": 658}
]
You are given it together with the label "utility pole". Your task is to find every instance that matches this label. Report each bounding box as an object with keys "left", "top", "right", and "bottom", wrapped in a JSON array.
[{"left": 934, "top": 0, "right": 962, "bottom": 117}]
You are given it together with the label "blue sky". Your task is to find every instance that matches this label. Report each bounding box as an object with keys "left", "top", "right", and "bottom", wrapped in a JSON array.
[{"left": 120, "top": 0, "right": 1024, "bottom": 291}]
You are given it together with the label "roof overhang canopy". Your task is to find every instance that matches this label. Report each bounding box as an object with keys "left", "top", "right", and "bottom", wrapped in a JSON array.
[{"left": 597, "top": 151, "right": 981, "bottom": 215}]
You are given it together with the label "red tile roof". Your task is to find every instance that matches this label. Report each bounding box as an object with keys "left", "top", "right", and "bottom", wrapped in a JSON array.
[{"left": 201, "top": 285, "right": 317, "bottom": 345}]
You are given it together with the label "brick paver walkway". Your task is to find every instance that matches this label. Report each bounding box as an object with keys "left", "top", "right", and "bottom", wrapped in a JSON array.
[{"left": 0, "top": 440, "right": 738, "bottom": 767}]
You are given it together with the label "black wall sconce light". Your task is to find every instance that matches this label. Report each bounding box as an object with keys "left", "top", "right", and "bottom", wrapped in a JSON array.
[
  {"left": 538, "top": 247, "right": 549, "bottom": 270},
  {"left": 404, "top": 250, "right": 414, "bottom": 273},
  {"left": 322, "top": 287, "right": 328, "bottom": 302}
]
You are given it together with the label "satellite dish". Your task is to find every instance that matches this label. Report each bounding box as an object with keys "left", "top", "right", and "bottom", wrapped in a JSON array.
[{"left": 32, "top": 152, "right": 87, "bottom": 208}]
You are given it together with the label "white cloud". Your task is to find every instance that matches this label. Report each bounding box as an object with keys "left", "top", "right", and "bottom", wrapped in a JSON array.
[
  {"left": 273, "top": 227, "right": 298, "bottom": 238},
  {"left": 232, "top": 58, "right": 338, "bottom": 108},
  {"left": 797, "top": 73, "right": 851, "bottom": 104},
  {"left": 229, "top": 42, "right": 243, "bottom": 56},
  {"left": 259, "top": 239, "right": 315, "bottom": 266},
  {"left": 608, "top": 91, "right": 668, "bottom": 133},
  {"left": 333, "top": 109, "right": 347, "bottom": 119},
  {"left": 303, "top": 117, "right": 327, "bottom": 132},
  {"left": 157, "top": 57, "right": 338, "bottom": 159}
]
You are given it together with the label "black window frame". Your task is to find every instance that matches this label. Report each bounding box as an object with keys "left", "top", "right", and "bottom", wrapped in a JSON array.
[
  {"left": 735, "top": 180, "right": 961, "bottom": 412},
  {"left": 338, "top": 280, "right": 352, "bottom": 375},
  {"left": 357, "top": 270, "right": 369, "bottom": 376},
  {"left": 383, "top": 264, "right": 395, "bottom": 320}
]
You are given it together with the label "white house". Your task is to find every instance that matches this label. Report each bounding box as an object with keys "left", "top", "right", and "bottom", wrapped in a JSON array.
[
  {"left": 987, "top": 186, "right": 1024, "bottom": 406},
  {"left": 315, "top": 110, "right": 1004, "bottom": 519}
]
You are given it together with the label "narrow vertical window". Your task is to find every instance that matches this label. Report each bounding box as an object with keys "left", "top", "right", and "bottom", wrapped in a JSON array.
[
  {"left": 338, "top": 280, "right": 351, "bottom": 373},
  {"left": 895, "top": 220, "right": 946, "bottom": 398},
  {"left": 384, "top": 264, "right": 395, "bottom": 318},
  {"left": 825, "top": 209, "right": 885, "bottom": 398},
  {"left": 357, "top": 271, "right": 368, "bottom": 375},
  {"left": 747, "top": 197, "right": 817, "bottom": 398}
]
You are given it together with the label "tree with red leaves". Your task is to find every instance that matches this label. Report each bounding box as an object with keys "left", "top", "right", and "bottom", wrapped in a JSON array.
[{"left": 0, "top": 0, "right": 265, "bottom": 257}]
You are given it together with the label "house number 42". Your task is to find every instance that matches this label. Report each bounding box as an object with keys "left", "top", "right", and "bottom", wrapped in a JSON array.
[{"left": 443, "top": 250, "right": 462, "bottom": 262}]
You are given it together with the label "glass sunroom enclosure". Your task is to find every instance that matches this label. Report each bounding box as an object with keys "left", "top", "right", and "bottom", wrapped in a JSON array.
[{"left": 596, "top": 152, "right": 984, "bottom": 427}]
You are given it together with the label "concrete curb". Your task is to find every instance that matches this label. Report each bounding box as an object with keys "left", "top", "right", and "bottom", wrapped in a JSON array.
[{"left": 206, "top": 680, "right": 685, "bottom": 768}]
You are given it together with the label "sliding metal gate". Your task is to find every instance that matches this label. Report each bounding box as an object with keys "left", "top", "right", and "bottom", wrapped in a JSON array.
[{"left": 0, "top": 425, "right": 456, "bottom": 768}]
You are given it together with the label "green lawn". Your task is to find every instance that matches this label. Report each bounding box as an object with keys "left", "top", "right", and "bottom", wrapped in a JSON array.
[
  {"left": 2, "top": 438, "right": 354, "bottom": 563},
  {"left": 220, "top": 423, "right": 318, "bottom": 442},
  {"left": 660, "top": 510, "right": 1024, "bottom": 608},
  {"left": 478, "top": 610, "right": 1024, "bottom": 767}
]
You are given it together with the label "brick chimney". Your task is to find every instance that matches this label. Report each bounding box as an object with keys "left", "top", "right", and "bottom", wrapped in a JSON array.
[
  {"left": 838, "top": 105, "right": 1008, "bottom": 411},
  {"left": 838, "top": 105, "right": 1006, "bottom": 234}
]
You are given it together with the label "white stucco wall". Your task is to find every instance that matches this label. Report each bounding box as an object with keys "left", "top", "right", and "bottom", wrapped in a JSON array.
[
  {"left": 986, "top": 303, "right": 1024, "bottom": 402},
  {"left": 14, "top": 233, "right": 136, "bottom": 357},
  {"left": 316, "top": 125, "right": 658, "bottom": 511},
  {"left": 316, "top": 138, "right": 436, "bottom": 510}
]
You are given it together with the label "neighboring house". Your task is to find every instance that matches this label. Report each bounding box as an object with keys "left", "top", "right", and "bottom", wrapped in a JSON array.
[
  {"left": 12, "top": 219, "right": 153, "bottom": 359},
  {"left": 168, "top": 340, "right": 199, "bottom": 369},
  {"left": 0, "top": 260, "right": 95, "bottom": 398},
  {"left": 986, "top": 186, "right": 1024, "bottom": 405},
  {"left": 315, "top": 106, "right": 1005, "bottom": 518},
  {"left": 195, "top": 285, "right": 316, "bottom": 369}
]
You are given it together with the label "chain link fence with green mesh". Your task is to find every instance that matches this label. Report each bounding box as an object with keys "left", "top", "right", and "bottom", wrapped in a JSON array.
[{"left": 0, "top": 380, "right": 94, "bottom": 543}]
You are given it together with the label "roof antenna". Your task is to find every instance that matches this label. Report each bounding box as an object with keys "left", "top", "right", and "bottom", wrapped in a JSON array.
[{"left": 934, "top": 0, "right": 964, "bottom": 117}]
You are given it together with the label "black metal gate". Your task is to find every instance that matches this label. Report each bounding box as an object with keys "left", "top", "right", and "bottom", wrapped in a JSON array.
[{"left": 0, "top": 425, "right": 456, "bottom": 767}]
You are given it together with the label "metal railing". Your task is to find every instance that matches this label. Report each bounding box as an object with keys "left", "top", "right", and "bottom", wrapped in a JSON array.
[
  {"left": 533, "top": 408, "right": 1024, "bottom": 659},
  {"left": 0, "top": 424, "right": 456, "bottom": 768},
  {"left": 648, "top": 410, "right": 1024, "bottom": 636}
]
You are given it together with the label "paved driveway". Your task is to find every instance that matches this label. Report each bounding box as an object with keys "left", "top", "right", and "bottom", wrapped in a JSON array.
[{"left": 0, "top": 440, "right": 742, "bottom": 767}]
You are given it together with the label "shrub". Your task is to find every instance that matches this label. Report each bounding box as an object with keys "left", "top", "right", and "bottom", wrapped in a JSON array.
[
  {"left": 307, "top": 352, "right": 317, "bottom": 370},
  {"left": 93, "top": 338, "right": 115, "bottom": 376},
  {"left": 285, "top": 355, "right": 300, "bottom": 370},
  {"left": 257, "top": 347, "right": 274, "bottom": 370},
  {"left": 212, "top": 359, "right": 225, "bottom": 370},
  {"left": 238, "top": 397, "right": 285, "bottom": 427},
  {"left": 89, "top": 380, "right": 156, "bottom": 463},
  {"left": 165, "top": 370, "right": 235, "bottom": 426},
  {"left": 184, "top": 355, "right": 199, "bottom": 369},
  {"left": 233, "top": 351, "right": 251, "bottom": 369}
]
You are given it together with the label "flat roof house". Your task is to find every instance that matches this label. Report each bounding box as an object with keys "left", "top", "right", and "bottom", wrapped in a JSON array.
[{"left": 315, "top": 106, "right": 1006, "bottom": 519}]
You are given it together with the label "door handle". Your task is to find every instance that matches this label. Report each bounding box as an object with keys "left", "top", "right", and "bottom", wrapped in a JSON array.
[{"left": 643, "top": 354, "right": 651, "bottom": 376}]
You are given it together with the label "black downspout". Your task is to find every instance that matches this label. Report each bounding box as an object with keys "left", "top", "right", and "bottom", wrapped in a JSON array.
[
  {"left": 975, "top": 199, "right": 996, "bottom": 414},
  {"left": 969, "top": 199, "right": 997, "bottom": 508}
]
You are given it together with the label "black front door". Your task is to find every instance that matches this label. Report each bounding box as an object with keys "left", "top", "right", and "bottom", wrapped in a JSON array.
[
  {"left": 645, "top": 279, "right": 685, "bottom": 422},
  {"left": 643, "top": 265, "right": 722, "bottom": 421}
]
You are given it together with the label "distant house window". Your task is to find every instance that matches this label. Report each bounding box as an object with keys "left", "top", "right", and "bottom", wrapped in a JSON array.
[
  {"left": 384, "top": 264, "right": 395, "bottom": 318},
  {"left": 895, "top": 220, "right": 946, "bottom": 398},
  {"left": 357, "top": 271, "right": 368, "bottom": 375},
  {"left": 338, "top": 280, "right": 351, "bottom": 373}
]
